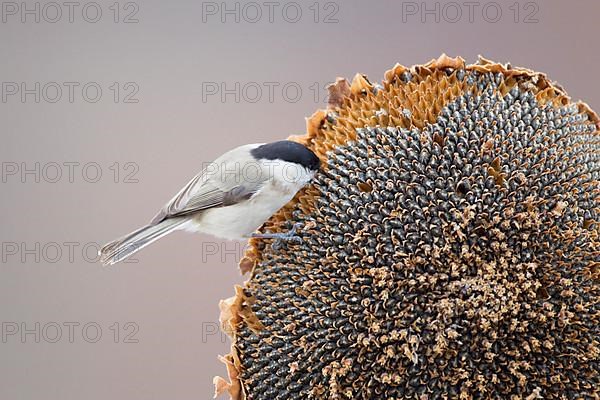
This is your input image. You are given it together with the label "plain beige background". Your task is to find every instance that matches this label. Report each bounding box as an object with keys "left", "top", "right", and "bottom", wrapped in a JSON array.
[{"left": 1, "top": 0, "right": 599, "bottom": 399}]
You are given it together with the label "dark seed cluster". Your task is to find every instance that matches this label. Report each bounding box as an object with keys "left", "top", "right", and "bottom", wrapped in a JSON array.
[{"left": 222, "top": 64, "right": 599, "bottom": 399}]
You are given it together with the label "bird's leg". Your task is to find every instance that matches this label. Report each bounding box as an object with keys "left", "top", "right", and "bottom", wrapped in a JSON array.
[{"left": 250, "top": 223, "right": 303, "bottom": 249}]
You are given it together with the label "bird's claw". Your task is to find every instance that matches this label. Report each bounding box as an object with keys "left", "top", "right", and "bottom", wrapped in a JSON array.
[{"left": 251, "top": 222, "right": 303, "bottom": 249}]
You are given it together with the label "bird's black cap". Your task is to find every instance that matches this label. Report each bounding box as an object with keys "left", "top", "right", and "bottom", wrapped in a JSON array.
[{"left": 251, "top": 140, "right": 321, "bottom": 171}]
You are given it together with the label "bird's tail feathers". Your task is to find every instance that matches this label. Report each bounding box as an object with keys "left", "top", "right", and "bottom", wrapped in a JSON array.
[{"left": 99, "top": 218, "right": 187, "bottom": 266}]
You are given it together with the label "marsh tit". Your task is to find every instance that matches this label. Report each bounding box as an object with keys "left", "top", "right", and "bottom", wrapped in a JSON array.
[{"left": 99, "top": 140, "right": 320, "bottom": 266}]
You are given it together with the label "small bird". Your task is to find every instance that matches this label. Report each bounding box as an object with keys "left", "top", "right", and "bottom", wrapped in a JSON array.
[{"left": 99, "top": 140, "right": 320, "bottom": 265}]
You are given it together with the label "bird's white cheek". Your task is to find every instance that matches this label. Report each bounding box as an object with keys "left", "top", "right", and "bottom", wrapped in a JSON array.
[
  {"left": 299, "top": 170, "right": 316, "bottom": 186},
  {"left": 292, "top": 172, "right": 314, "bottom": 191}
]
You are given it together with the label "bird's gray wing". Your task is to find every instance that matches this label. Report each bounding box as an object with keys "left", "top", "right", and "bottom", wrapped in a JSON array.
[{"left": 150, "top": 168, "right": 265, "bottom": 225}]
